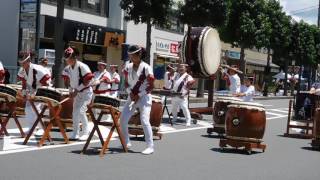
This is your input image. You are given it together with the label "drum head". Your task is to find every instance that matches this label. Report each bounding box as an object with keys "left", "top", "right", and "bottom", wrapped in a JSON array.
[{"left": 200, "top": 27, "right": 221, "bottom": 76}]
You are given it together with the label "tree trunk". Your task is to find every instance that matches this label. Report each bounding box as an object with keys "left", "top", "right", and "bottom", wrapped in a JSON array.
[
  {"left": 207, "top": 79, "right": 214, "bottom": 107},
  {"left": 196, "top": 78, "right": 204, "bottom": 97},
  {"left": 145, "top": 19, "right": 152, "bottom": 64},
  {"left": 53, "top": 0, "right": 65, "bottom": 88},
  {"left": 283, "top": 58, "right": 289, "bottom": 96},
  {"left": 263, "top": 48, "right": 271, "bottom": 96},
  {"left": 297, "top": 63, "right": 302, "bottom": 95},
  {"left": 239, "top": 47, "right": 246, "bottom": 79}
]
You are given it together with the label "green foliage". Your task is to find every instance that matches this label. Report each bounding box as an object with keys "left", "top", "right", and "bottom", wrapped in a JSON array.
[
  {"left": 120, "top": 0, "right": 173, "bottom": 25},
  {"left": 178, "top": 0, "right": 227, "bottom": 27}
]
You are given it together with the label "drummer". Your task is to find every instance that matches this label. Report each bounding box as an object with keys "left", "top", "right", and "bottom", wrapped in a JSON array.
[
  {"left": 121, "top": 45, "right": 155, "bottom": 155},
  {"left": 62, "top": 47, "right": 94, "bottom": 141},
  {"left": 0, "top": 61, "right": 4, "bottom": 84},
  {"left": 17, "top": 53, "right": 51, "bottom": 136},
  {"left": 235, "top": 76, "right": 255, "bottom": 102},
  {"left": 92, "top": 61, "right": 111, "bottom": 96},
  {"left": 171, "top": 64, "right": 195, "bottom": 126},
  {"left": 39, "top": 57, "right": 52, "bottom": 77},
  {"left": 109, "top": 64, "right": 120, "bottom": 98},
  {"left": 161, "top": 64, "right": 177, "bottom": 102},
  {"left": 220, "top": 65, "right": 242, "bottom": 94}
]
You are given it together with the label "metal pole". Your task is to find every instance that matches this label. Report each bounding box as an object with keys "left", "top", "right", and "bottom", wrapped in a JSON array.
[{"left": 34, "top": 0, "right": 41, "bottom": 63}]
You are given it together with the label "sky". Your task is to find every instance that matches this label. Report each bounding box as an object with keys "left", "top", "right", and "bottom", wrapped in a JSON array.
[{"left": 279, "top": 0, "right": 318, "bottom": 25}]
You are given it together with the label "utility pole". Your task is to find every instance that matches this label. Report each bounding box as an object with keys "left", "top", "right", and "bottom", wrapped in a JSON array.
[{"left": 318, "top": 0, "right": 320, "bottom": 27}]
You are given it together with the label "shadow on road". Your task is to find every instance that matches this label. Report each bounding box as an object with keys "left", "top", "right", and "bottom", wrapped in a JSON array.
[
  {"left": 210, "top": 147, "right": 262, "bottom": 155},
  {"left": 301, "top": 146, "right": 320, "bottom": 152},
  {"left": 201, "top": 134, "right": 223, "bottom": 139},
  {"left": 71, "top": 147, "right": 139, "bottom": 156}
]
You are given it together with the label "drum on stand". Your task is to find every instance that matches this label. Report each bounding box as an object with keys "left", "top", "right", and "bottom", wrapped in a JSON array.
[
  {"left": 128, "top": 95, "right": 163, "bottom": 139},
  {"left": 181, "top": 26, "right": 221, "bottom": 78},
  {"left": 211, "top": 97, "right": 242, "bottom": 135},
  {"left": 220, "top": 102, "right": 267, "bottom": 154},
  {"left": 311, "top": 108, "right": 320, "bottom": 149}
]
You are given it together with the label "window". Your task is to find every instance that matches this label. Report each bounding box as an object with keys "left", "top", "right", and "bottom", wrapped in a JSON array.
[
  {"left": 156, "top": 10, "right": 184, "bottom": 34},
  {"left": 42, "top": 0, "right": 108, "bottom": 17}
]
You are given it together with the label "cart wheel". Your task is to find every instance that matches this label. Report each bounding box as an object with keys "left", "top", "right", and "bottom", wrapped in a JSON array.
[
  {"left": 262, "top": 149, "right": 265, "bottom": 153},
  {"left": 220, "top": 147, "right": 225, "bottom": 152},
  {"left": 192, "top": 119, "right": 197, "bottom": 124},
  {"left": 207, "top": 128, "right": 213, "bottom": 134},
  {"left": 247, "top": 150, "right": 252, "bottom": 155}
]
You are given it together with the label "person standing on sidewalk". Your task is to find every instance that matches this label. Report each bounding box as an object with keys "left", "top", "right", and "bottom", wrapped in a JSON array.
[{"left": 171, "top": 64, "right": 195, "bottom": 126}]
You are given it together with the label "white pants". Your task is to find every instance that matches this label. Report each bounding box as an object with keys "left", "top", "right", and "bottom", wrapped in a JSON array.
[
  {"left": 171, "top": 97, "right": 191, "bottom": 124},
  {"left": 24, "top": 101, "right": 42, "bottom": 129},
  {"left": 120, "top": 94, "right": 154, "bottom": 148},
  {"left": 72, "top": 88, "right": 93, "bottom": 136}
]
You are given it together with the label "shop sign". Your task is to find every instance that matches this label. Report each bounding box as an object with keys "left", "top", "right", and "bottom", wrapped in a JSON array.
[
  {"left": 155, "top": 39, "right": 179, "bottom": 56},
  {"left": 226, "top": 50, "right": 240, "bottom": 60},
  {"left": 21, "top": 2, "right": 36, "bottom": 13}
]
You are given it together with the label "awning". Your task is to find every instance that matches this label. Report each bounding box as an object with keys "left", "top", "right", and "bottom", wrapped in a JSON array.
[
  {"left": 157, "top": 54, "right": 180, "bottom": 59},
  {"left": 246, "top": 58, "right": 280, "bottom": 73}
]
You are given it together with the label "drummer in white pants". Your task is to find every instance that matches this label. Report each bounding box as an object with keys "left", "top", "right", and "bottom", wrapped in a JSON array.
[
  {"left": 161, "top": 64, "right": 177, "bottom": 103},
  {"left": 171, "top": 64, "right": 195, "bottom": 126},
  {"left": 92, "top": 61, "right": 112, "bottom": 121},
  {"left": 109, "top": 65, "right": 120, "bottom": 98},
  {"left": 62, "top": 47, "right": 94, "bottom": 141},
  {"left": 17, "top": 54, "right": 51, "bottom": 136},
  {"left": 121, "top": 45, "right": 155, "bottom": 155}
]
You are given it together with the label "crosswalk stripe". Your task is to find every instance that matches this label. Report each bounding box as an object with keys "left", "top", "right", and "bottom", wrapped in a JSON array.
[{"left": 268, "top": 109, "right": 289, "bottom": 113}]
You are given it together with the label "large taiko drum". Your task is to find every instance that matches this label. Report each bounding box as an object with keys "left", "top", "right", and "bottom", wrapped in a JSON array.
[
  {"left": 182, "top": 26, "right": 221, "bottom": 77},
  {"left": 314, "top": 108, "right": 320, "bottom": 140},
  {"left": 128, "top": 96, "right": 163, "bottom": 138},
  {"left": 213, "top": 97, "right": 242, "bottom": 131},
  {"left": 225, "top": 102, "right": 266, "bottom": 142}
]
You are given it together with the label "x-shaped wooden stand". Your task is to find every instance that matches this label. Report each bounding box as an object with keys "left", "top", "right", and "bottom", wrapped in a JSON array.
[
  {"left": 23, "top": 98, "right": 70, "bottom": 147},
  {"left": 0, "top": 95, "right": 25, "bottom": 137},
  {"left": 82, "top": 104, "right": 127, "bottom": 157}
]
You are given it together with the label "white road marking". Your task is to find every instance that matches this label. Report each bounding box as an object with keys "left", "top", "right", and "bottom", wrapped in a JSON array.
[
  {"left": 0, "top": 109, "right": 288, "bottom": 156},
  {"left": 268, "top": 109, "right": 289, "bottom": 113},
  {"left": 266, "top": 112, "right": 284, "bottom": 117}
]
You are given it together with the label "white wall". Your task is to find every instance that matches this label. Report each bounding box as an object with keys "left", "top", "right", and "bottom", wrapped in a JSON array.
[
  {"left": 0, "top": 0, "right": 19, "bottom": 68},
  {"left": 40, "top": 3, "right": 107, "bottom": 27}
]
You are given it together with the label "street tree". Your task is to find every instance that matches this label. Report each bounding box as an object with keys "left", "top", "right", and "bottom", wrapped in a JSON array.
[
  {"left": 219, "top": 0, "right": 269, "bottom": 76},
  {"left": 120, "top": 0, "right": 173, "bottom": 64}
]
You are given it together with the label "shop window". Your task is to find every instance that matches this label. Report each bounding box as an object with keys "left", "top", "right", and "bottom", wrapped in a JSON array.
[{"left": 43, "top": 0, "right": 108, "bottom": 17}]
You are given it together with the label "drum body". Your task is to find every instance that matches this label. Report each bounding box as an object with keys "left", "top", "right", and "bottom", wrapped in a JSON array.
[
  {"left": 213, "top": 97, "right": 241, "bottom": 126},
  {"left": 35, "top": 87, "right": 62, "bottom": 105},
  {"left": 0, "top": 84, "right": 17, "bottom": 102},
  {"left": 314, "top": 109, "right": 320, "bottom": 139},
  {"left": 225, "top": 102, "right": 266, "bottom": 141},
  {"left": 52, "top": 88, "right": 73, "bottom": 120},
  {"left": 182, "top": 26, "right": 221, "bottom": 77},
  {"left": 129, "top": 96, "right": 163, "bottom": 130},
  {"left": 93, "top": 95, "right": 120, "bottom": 107}
]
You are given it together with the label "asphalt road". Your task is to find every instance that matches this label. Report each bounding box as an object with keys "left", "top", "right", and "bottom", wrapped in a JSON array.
[{"left": 0, "top": 99, "right": 319, "bottom": 180}]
